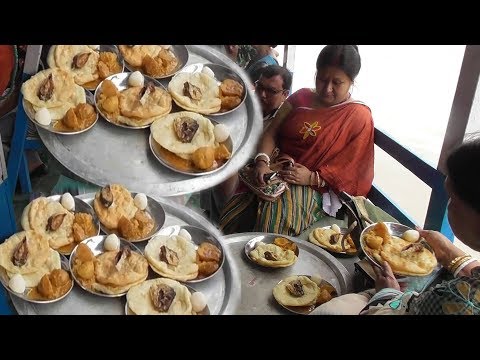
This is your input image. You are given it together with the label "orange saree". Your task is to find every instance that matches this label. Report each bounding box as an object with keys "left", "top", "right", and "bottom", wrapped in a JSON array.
[{"left": 278, "top": 88, "right": 374, "bottom": 196}]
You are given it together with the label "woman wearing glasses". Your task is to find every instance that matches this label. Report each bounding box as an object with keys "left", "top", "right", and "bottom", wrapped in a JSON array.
[{"left": 220, "top": 45, "right": 374, "bottom": 236}]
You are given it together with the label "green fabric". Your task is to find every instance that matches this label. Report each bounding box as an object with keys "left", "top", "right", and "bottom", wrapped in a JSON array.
[{"left": 51, "top": 175, "right": 100, "bottom": 196}]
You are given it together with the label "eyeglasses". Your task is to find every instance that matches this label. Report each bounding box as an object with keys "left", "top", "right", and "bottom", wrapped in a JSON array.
[{"left": 254, "top": 80, "right": 284, "bottom": 96}]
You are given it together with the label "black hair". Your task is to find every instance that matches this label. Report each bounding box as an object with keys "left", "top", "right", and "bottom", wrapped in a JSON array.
[
  {"left": 316, "top": 45, "right": 361, "bottom": 81},
  {"left": 260, "top": 65, "right": 292, "bottom": 91},
  {"left": 446, "top": 134, "right": 480, "bottom": 213}
]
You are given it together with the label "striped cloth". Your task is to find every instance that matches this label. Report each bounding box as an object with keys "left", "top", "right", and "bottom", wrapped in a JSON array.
[{"left": 219, "top": 184, "right": 324, "bottom": 236}]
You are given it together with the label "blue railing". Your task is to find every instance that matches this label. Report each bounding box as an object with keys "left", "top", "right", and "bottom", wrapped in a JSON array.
[{"left": 368, "top": 127, "right": 454, "bottom": 240}]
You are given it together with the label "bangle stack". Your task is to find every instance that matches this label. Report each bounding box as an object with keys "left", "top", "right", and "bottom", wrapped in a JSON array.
[
  {"left": 453, "top": 257, "right": 477, "bottom": 277},
  {"left": 254, "top": 153, "right": 270, "bottom": 166},
  {"left": 447, "top": 254, "right": 472, "bottom": 273}
]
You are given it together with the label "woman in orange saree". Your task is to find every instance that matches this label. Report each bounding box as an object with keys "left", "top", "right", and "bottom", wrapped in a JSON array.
[{"left": 219, "top": 45, "right": 374, "bottom": 236}]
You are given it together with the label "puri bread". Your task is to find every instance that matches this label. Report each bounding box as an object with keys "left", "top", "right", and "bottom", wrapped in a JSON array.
[
  {"left": 151, "top": 111, "right": 215, "bottom": 158},
  {"left": 168, "top": 72, "right": 221, "bottom": 114},
  {"left": 273, "top": 275, "right": 319, "bottom": 307},
  {"left": 127, "top": 278, "right": 193, "bottom": 315},
  {"left": 21, "top": 197, "right": 75, "bottom": 250},
  {"left": 144, "top": 235, "right": 198, "bottom": 281},
  {"left": 249, "top": 242, "right": 297, "bottom": 268}
]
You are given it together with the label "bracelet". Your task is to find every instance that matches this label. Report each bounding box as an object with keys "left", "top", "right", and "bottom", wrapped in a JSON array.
[
  {"left": 254, "top": 153, "right": 270, "bottom": 166},
  {"left": 316, "top": 171, "right": 326, "bottom": 187},
  {"left": 451, "top": 255, "right": 473, "bottom": 274},
  {"left": 453, "top": 258, "right": 477, "bottom": 277},
  {"left": 447, "top": 254, "right": 470, "bottom": 272}
]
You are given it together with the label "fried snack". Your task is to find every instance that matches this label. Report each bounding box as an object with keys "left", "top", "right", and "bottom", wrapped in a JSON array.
[
  {"left": 249, "top": 242, "right": 297, "bottom": 268},
  {"left": 214, "top": 143, "right": 231, "bottom": 161},
  {"left": 117, "top": 210, "right": 154, "bottom": 241},
  {"left": 219, "top": 78, "right": 244, "bottom": 112},
  {"left": 29, "top": 269, "right": 72, "bottom": 301},
  {"left": 196, "top": 242, "right": 222, "bottom": 278},
  {"left": 56, "top": 103, "right": 96, "bottom": 132},
  {"left": 273, "top": 237, "right": 298, "bottom": 254},
  {"left": 72, "top": 212, "right": 97, "bottom": 243},
  {"left": 119, "top": 45, "right": 163, "bottom": 67},
  {"left": 192, "top": 146, "right": 215, "bottom": 170}
]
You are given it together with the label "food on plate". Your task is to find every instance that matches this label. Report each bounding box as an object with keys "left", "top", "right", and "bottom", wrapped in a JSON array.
[
  {"left": 309, "top": 225, "right": 357, "bottom": 254},
  {"left": 273, "top": 275, "right": 338, "bottom": 310},
  {"left": 0, "top": 231, "right": 61, "bottom": 288},
  {"left": 96, "top": 78, "right": 172, "bottom": 127},
  {"left": 119, "top": 45, "right": 179, "bottom": 77},
  {"left": 128, "top": 71, "right": 144, "bottom": 87},
  {"left": 151, "top": 111, "right": 231, "bottom": 172},
  {"left": 218, "top": 78, "right": 244, "bottom": 112},
  {"left": 249, "top": 242, "right": 297, "bottom": 268},
  {"left": 127, "top": 278, "right": 201, "bottom": 315},
  {"left": 213, "top": 123, "right": 230, "bottom": 143},
  {"left": 144, "top": 234, "right": 198, "bottom": 281},
  {"left": 47, "top": 45, "right": 122, "bottom": 89},
  {"left": 93, "top": 184, "right": 154, "bottom": 241},
  {"left": 196, "top": 242, "right": 221, "bottom": 278},
  {"left": 20, "top": 196, "right": 97, "bottom": 252},
  {"left": 191, "top": 291, "right": 207, "bottom": 313},
  {"left": 273, "top": 237, "right": 298, "bottom": 254},
  {"left": 8, "top": 274, "right": 26, "bottom": 293},
  {"left": 53, "top": 102, "right": 96, "bottom": 132},
  {"left": 72, "top": 243, "right": 148, "bottom": 295},
  {"left": 273, "top": 275, "right": 319, "bottom": 307},
  {"left": 362, "top": 222, "right": 437, "bottom": 276},
  {"left": 104, "top": 234, "right": 120, "bottom": 251},
  {"left": 60, "top": 193, "right": 75, "bottom": 211},
  {"left": 168, "top": 72, "right": 221, "bottom": 114},
  {"left": 28, "top": 268, "right": 72, "bottom": 301},
  {"left": 21, "top": 68, "right": 89, "bottom": 127}
]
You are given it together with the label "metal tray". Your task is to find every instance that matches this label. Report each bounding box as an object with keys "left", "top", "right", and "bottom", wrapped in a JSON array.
[
  {"left": 94, "top": 72, "right": 168, "bottom": 129},
  {"left": 24, "top": 89, "right": 99, "bottom": 136},
  {"left": 36, "top": 45, "right": 263, "bottom": 197},
  {"left": 148, "top": 120, "right": 233, "bottom": 176},
  {"left": 94, "top": 191, "right": 166, "bottom": 243},
  {"left": 173, "top": 62, "right": 247, "bottom": 116},
  {"left": 10, "top": 193, "right": 241, "bottom": 315},
  {"left": 121, "top": 45, "right": 189, "bottom": 80},
  {"left": 223, "top": 232, "right": 353, "bottom": 315}
]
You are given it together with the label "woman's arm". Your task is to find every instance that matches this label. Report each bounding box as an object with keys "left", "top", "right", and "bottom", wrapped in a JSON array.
[{"left": 254, "top": 101, "right": 292, "bottom": 185}]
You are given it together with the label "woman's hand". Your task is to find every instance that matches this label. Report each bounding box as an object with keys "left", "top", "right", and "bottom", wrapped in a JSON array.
[
  {"left": 416, "top": 227, "right": 465, "bottom": 268},
  {"left": 254, "top": 161, "right": 270, "bottom": 186},
  {"left": 372, "top": 261, "right": 402, "bottom": 292},
  {"left": 278, "top": 163, "right": 313, "bottom": 186}
]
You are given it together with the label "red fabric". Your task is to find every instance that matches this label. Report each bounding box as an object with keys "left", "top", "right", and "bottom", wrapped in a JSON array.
[
  {"left": 278, "top": 88, "right": 374, "bottom": 196},
  {"left": 0, "top": 45, "right": 15, "bottom": 95}
]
